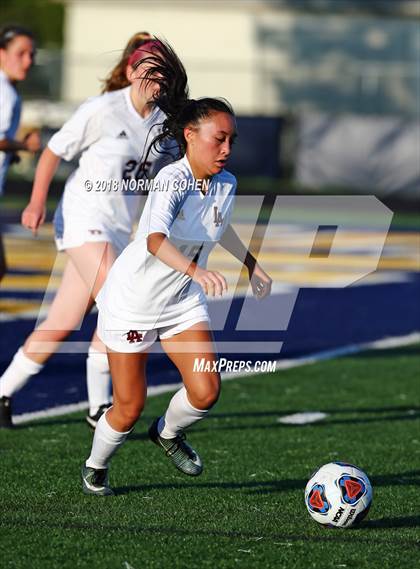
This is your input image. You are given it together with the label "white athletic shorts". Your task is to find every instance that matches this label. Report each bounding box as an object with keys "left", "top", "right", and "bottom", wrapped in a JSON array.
[
  {"left": 97, "top": 304, "right": 210, "bottom": 353},
  {"left": 53, "top": 200, "right": 130, "bottom": 256}
]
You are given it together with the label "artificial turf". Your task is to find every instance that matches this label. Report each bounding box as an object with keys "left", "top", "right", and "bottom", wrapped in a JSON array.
[{"left": 0, "top": 344, "right": 419, "bottom": 568}]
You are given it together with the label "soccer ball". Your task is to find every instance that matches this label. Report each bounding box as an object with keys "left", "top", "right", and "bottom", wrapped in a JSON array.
[{"left": 305, "top": 462, "right": 372, "bottom": 528}]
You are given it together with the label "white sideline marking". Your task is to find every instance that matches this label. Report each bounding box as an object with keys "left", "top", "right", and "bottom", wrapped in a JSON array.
[
  {"left": 277, "top": 412, "right": 328, "bottom": 425},
  {"left": 11, "top": 331, "right": 420, "bottom": 425}
]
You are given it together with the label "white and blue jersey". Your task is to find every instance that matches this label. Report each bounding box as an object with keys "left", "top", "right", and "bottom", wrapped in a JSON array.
[
  {"left": 0, "top": 69, "right": 21, "bottom": 195},
  {"left": 49, "top": 86, "right": 175, "bottom": 251}
]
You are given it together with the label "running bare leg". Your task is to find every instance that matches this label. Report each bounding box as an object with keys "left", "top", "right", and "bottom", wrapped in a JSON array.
[
  {"left": 67, "top": 242, "right": 118, "bottom": 420},
  {"left": 82, "top": 351, "right": 147, "bottom": 495},
  {"left": 160, "top": 322, "right": 220, "bottom": 434},
  {"left": 0, "top": 259, "right": 94, "bottom": 401},
  {"left": 0, "top": 242, "right": 115, "bottom": 425},
  {"left": 148, "top": 322, "right": 220, "bottom": 476}
]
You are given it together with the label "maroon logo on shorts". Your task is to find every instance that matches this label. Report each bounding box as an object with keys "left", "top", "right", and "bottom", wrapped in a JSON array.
[{"left": 125, "top": 330, "right": 144, "bottom": 343}]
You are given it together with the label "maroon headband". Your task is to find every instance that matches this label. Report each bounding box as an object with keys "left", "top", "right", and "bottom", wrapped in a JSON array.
[{"left": 127, "top": 40, "right": 161, "bottom": 67}]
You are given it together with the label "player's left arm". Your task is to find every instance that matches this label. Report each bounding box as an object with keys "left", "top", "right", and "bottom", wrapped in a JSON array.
[
  {"left": 145, "top": 175, "right": 227, "bottom": 296},
  {"left": 0, "top": 132, "right": 41, "bottom": 154},
  {"left": 219, "top": 223, "right": 272, "bottom": 299},
  {"left": 147, "top": 233, "right": 227, "bottom": 297},
  {"left": 0, "top": 96, "right": 41, "bottom": 154}
]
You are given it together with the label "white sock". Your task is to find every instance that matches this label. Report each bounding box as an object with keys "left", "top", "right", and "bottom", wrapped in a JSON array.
[
  {"left": 158, "top": 386, "right": 208, "bottom": 439},
  {"left": 0, "top": 347, "right": 44, "bottom": 398},
  {"left": 85, "top": 411, "right": 131, "bottom": 469},
  {"left": 86, "top": 346, "right": 111, "bottom": 416}
]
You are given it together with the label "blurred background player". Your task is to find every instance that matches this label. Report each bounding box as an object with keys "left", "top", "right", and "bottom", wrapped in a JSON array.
[
  {"left": 0, "top": 25, "right": 41, "bottom": 283},
  {"left": 82, "top": 97, "right": 272, "bottom": 496},
  {"left": 0, "top": 34, "right": 188, "bottom": 429}
]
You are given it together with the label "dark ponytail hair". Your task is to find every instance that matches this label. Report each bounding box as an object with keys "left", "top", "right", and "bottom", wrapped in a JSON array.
[
  {"left": 128, "top": 37, "right": 189, "bottom": 160},
  {"left": 149, "top": 97, "right": 235, "bottom": 160},
  {"left": 127, "top": 38, "right": 234, "bottom": 161},
  {"left": 131, "top": 37, "right": 189, "bottom": 118},
  {"left": 101, "top": 31, "right": 152, "bottom": 93}
]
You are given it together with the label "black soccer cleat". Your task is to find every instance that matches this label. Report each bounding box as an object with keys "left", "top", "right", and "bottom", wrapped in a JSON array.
[
  {"left": 148, "top": 417, "right": 203, "bottom": 476},
  {"left": 85, "top": 403, "right": 111, "bottom": 430},
  {"left": 0, "top": 396, "right": 13, "bottom": 429},
  {"left": 81, "top": 463, "right": 114, "bottom": 496}
]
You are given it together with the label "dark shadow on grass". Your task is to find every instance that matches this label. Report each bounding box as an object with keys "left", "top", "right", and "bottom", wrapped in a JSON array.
[
  {"left": 371, "top": 470, "right": 420, "bottom": 487},
  {"left": 4, "top": 517, "right": 418, "bottom": 546},
  {"left": 358, "top": 515, "right": 420, "bottom": 529},
  {"left": 130, "top": 411, "right": 418, "bottom": 437},
  {"left": 113, "top": 478, "right": 304, "bottom": 496},
  {"left": 122, "top": 406, "right": 420, "bottom": 442},
  {"left": 113, "top": 470, "right": 420, "bottom": 497},
  {"left": 127, "top": 431, "right": 149, "bottom": 442}
]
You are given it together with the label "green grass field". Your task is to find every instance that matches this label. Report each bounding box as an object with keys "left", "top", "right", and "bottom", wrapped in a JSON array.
[{"left": 0, "top": 345, "right": 419, "bottom": 569}]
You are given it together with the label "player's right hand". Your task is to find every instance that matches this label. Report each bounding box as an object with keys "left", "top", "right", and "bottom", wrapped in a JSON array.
[
  {"left": 23, "top": 131, "right": 42, "bottom": 153},
  {"left": 21, "top": 202, "right": 46, "bottom": 235},
  {"left": 191, "top": 267, "right": 228, "bottom": 297}
]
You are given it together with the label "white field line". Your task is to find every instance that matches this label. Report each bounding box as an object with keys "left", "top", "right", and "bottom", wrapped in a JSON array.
[
  {"left": 277, "top": 412, "right": 328, "bottom": 425},
  {"left": 11, "top": 331, "right": 420, "bottom": 425}
]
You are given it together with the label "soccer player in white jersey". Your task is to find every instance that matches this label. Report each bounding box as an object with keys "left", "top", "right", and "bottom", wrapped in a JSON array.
[
  {"left": 0, "top": 25, "right": 41, "bottom": 282},
  {"left": 0, "top": 35, "right": 188, "bottom": 429},
  {"left": 81, "top": 98, "right": 272, "bottom": 496}
]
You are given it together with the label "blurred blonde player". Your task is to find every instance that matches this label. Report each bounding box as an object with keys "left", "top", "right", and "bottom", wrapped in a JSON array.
[
  {"left": 0, "top": 25, "right": 41, "bottom": 282},
  {"left": 0, "top": 35, "right": 188, "bottom": 429},
  {"left": 81, "top": 97, "right": 272, "bottom": 496}
]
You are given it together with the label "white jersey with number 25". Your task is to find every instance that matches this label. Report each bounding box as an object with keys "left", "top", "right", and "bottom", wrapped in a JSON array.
[{"left": 48, "top": 86, "right": 171, "bottom": 235}]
